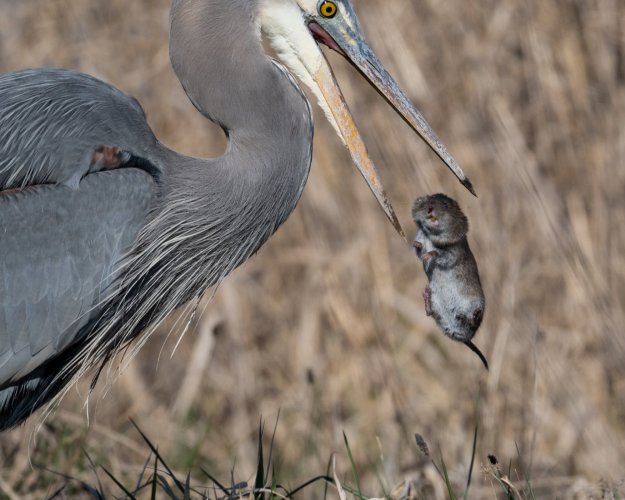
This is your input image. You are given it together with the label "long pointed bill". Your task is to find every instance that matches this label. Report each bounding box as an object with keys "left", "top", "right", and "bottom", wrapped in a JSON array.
[
  {"left": 311, "top": 53, "right": 407, "bottom": 242},
  {"left": 310, "top": 22, "right": 476, "bottom": 196}
]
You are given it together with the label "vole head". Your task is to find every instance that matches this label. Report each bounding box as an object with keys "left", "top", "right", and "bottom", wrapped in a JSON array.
[{"left": 411, "top": 193, "right": 468, "bottom": 245}]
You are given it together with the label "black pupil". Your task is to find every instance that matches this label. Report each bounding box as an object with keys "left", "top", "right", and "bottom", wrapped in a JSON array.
[{"left": 324, "top": 4, "right": 333, "bottom": 14}]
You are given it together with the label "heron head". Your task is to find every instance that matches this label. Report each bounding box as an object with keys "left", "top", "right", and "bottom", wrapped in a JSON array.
[{"left": 259, "top": 0, "right": 474, "bottom": 241}]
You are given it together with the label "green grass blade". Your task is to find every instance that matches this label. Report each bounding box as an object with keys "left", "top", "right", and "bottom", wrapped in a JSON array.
[
  {"left": 156, "top": 474, "right": 178, "bottom": 498},
  {"left": 183, "top": 470, "right": 192, "bottom": 500},
  {"left": 255, "top": 419, "right": 265, "bottom": 500},
  {"left": 464, "top": 387, "right": 481, "bottom": 500},
  {"left": 136, "top": 451, "right": 153, "bottom": 493},
  {"left": 374, "top": 467, "right": 390, "bottom": 499},
  {"left": 100, "top": 464, "right": 137, "bottom": 499},
  {"left": 47, "top": 485, "right": 67, "bottom": 499},
  {"left": 440, "top": 455, "right": 456, "bottom": 500},
  {"left": 81, "top": 448, "right": 105, "bottom": 497},
  {"left": 151, "top": 453, "right": 158, "bottom": 500},
  {"left": 271, "top": 469, "right": 278, "bottom": 499},
  {"left": 338, "top": 483, "right": 369, "bottom": 500},
  {"left": 491, "top": 474, "right": 514, "bottom": 500},
  {"left": 323, "top": 454, "right": 333, "bottom": 500},
  {"left": 130, "top": 419, "right": 186, "bottom": 494},
  {"left": 199, "top": 467, "right": 229, "bottom": 494},
  {"left": 39, "top": 465, "right": 105, "bottom": 500},
  {"left": 265, "top": 410, "right": 280, "bottom": 485},
  {"left": 342, "top": 431, "right": 362, "bottom": 496},
  {"left": 288, "top": 475, "right": 334, "bottom": 497},
  {"left": 515, "top": 441, "right": 536, "bottom": 500}
]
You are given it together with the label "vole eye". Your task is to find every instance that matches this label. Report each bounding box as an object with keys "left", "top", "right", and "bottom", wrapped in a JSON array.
[{"left": 319, "top": 1, "right": 338, "bottom": 18}]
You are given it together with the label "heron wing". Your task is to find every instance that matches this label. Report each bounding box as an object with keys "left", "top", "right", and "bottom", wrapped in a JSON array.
[
  {"left": 0, "top": 169, "right": 154, "bottom": 387},
  {"left": 0, "top": 68, "right": 160, "bottom": 190},
  {"left": 0, "top": 68, "right": 162, "bottom": 386}
]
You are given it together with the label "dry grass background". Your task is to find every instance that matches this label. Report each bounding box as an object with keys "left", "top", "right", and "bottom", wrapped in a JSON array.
[{"left": 1, "top": 0, "right": 625, "bottom": 497}]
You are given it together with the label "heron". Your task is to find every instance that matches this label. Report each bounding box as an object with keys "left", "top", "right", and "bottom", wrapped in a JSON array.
[{"left": 0, "top": 0, "right": 473, "bottom": 430}]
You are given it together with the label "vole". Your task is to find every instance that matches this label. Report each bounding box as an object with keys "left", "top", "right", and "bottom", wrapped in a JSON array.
[{"left": 411, "top": 193, "right": 488, "bottom": 370}]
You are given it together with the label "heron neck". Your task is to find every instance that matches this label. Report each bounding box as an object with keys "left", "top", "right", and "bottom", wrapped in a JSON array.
[
  {"left": 170, "top": 0, "right": 303, "bottom": 132},
  {"left": 169, "top": 0, "right": 312, "bottom": 204}
]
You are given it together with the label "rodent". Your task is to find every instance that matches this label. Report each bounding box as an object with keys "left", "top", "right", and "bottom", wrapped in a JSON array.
[{"left": 411, "top": 193, "right": 488, "bottom": 370}]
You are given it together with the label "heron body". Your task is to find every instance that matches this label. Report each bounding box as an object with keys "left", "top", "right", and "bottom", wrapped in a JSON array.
[{"left": 0, "top": 0, "right": 472, "bottom": 429}]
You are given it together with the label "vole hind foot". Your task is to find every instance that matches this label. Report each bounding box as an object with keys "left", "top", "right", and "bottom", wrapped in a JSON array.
[
  {"left": 423, "top": 286, "right": 433, "bottom": 316},
  {"left": 92, "top": 146, "right": 131, "bottom": 171}
]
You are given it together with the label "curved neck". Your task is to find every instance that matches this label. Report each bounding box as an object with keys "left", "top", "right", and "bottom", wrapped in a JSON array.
[
  {"left": 133, "top": 0, "right": 312, "bottom": 300},
  {"left": 170, "top": 0, "right": 312, "bottom": 221},
  {"left": 169, "top": 0, "right": 312, "bottom": 191},
  {"left": 170, "top": 0, "right": 302, "bottom": 134}
]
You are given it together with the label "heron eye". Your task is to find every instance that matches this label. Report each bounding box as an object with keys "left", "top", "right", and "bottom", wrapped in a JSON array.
[{"left": 319, "top": 1, "right": 338, "bottom": 18}]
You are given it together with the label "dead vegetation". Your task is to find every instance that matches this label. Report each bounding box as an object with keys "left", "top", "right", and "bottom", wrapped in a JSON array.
[{"left": 1, "top": 0, "right": 625, "bottom": 497}]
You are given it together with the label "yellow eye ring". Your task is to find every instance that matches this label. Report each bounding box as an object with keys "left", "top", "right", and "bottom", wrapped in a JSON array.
[{"left": 319, "top": 1, "right": 337, "bottom": 18}]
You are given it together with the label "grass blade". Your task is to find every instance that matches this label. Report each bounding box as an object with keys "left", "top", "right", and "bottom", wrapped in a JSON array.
[
  {"left": 464, "top": 387, "right": 481, "bottom": 500},
  {"left": 46, "top": 485, "right": 67, "bottom": 499},
  {"left": 199, "top": 468, "right": 229, "bottom": 495},
  {"left": 81, "top": 448, "right": 105, "bottom": 497},
  {"left": 130, "top": 419, "right": 186, "bottom": 494},
  {"left": 156, "top": 474, "right": 178, "bottom": 498},
  {"left": 100, "top": 464, "right": 137, "bottom": 499},
  {"left": 515, "top": 441, "right": 537, "bottom": 500},
  {"left": 323, "top": 454, "right": 333, "bottom": 500},
  {"left": 440, "top": 455, "right": 456, "bottom": 500},
  {"left": 342, "top": 431, "right": 362, "bottom": 496},
  {"left": 183, "top": 471, "right": 192, "bottom": 500},
  {"left": 265, "top": 410, "right": 280, "bottom": 485},
  {"left": 255, "top": 419, "right": 265, "bottom": 500},
  {"left": 37, "top": 465, "right": 105, "bottom": 500},
  {"left": 136, "top": 451, "right": 153, "bottom": 493},
  {"left": 332, "top": 456, "right": 348, "bottom": 500},
  {"left": 151, "top": 453, "right": 159, "bottom": 500},
  {"left": 287, "top": 475, "right": 334, "bottom": 497}
]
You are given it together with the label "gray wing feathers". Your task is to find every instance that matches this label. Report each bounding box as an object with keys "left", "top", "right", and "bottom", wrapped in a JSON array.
[
  {"left": 0, "top": 67, "right": 162, "bottom": 386},
  {"left": 0, "top": 169, "right": 154, "bottom": 386},
  {"left": 0, "top": 68, "right": 159, "bottom": 190}
]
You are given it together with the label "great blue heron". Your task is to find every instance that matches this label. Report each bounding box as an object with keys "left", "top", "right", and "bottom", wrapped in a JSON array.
[{"left": 0, "top": 0, "right": 473, "bottom": 430}]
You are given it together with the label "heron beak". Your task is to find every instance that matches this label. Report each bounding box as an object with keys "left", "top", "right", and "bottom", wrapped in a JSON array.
[
  {"left": 310, "top": 49, "right": 407, "bottom": 241},
  {"left": 309, "top": 21, "right": 475, "bottom": 196}
]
